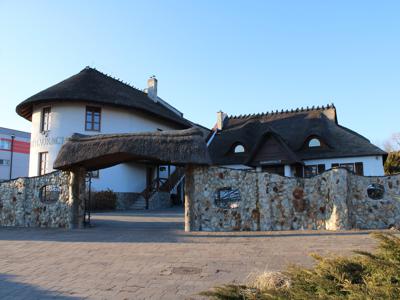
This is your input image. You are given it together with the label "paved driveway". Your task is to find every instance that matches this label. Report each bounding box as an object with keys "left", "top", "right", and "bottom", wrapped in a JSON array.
[{"left": 0, "top": 208, "right": 381, "bottom": 299}]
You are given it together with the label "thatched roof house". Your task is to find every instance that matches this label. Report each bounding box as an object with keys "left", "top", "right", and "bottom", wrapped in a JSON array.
[
  {"left": 54, "top": 128, "right": 211, "bottom": 171},
  {"left": 209, "top": 105, "right": 386, "bottom": 177},
  {"left": 16, "top": 67, "right": 192, "bottom": 128}
]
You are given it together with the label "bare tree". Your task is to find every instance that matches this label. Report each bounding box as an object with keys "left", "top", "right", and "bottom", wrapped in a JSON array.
[{"left": 383, "top": 132, "right": 400, "bottom": 152}]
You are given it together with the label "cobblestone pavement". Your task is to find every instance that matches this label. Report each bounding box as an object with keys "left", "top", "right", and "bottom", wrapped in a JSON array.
[{"left": 0, "top": 208, "right": 381, "bottom": 299}]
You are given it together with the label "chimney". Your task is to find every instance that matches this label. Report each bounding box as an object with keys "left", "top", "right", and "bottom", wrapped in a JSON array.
[
  {"left": 147, "top": 76, "right": 158, "bottom": 101},
  {"left": 216, "top": 111, "right": 227, "bottom": 130}
]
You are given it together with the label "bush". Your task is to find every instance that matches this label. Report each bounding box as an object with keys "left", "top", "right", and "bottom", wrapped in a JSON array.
[
  {"left": 385, "top": 151, "right": 400, "bottom": 175},
  {"left": 201, "top": 233, "right": 400, "bottom": 299},
  {"left": 89, "top": 189, "right": 117, "bottom": 211}
]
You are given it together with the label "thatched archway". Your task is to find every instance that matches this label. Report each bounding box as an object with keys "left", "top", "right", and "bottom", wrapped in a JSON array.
[{"left": 53, "top": 128, "right": 211, "bottom": 230}]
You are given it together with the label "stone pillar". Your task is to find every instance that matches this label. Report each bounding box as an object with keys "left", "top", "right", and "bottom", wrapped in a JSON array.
[
  {"left": 69, "top": 167, "right": 86, "bottom": 229},
  {"left": 325, "top": 168, "right": 350, "bottom": 230},
  {"left": 184, "top": 165, "right": 195, "bottom": 232}
]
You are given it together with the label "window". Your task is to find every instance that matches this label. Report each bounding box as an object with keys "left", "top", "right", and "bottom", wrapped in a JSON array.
[
  {"left": 38, "top": 152, "right": 48, "bottom": 176},
  {"left": 262, "top": 165, "right": 285, "bottom": 176},
  {"left": 41, "top": 107, "right": 51, "bottom": 132},
  {"left": 85, "top": 107, "right": 101, "bottom": 131},
  {"left": 340, "top": 163, "right": 354, "bottom": 172},
  {"left": 0, "top": 159, "right": 10, "bottom": 166},
  {"left": 233, "top": 144, "right": 245, "bottom": 153},
  {"left": 331, "top": 162, "right": 364, "bottom": 176},
  {"left": 303, "top": 164, "right": 325, "bottom": 178},
  {"left": 0, "top": 140, "right": 11, "bottom": 150},
  {"left": 308, "top": 138, "right": 321, "bottom": 148}
]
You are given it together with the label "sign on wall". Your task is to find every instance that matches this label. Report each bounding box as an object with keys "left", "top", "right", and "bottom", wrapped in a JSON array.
[{"left": 31, "top": 137, "right": 65, "bottom": 148}]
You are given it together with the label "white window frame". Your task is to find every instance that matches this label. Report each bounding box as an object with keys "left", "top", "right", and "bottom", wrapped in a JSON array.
[
  {"left": 38, "top": 152, "right": 49, "bottom": 176},
  {"left": 234, "top": 144, "right": 245, "bottom": 153},
  {"left": 308, "top": 138, "right": 321, "bottom": 148},
  {"left": 40, "top": 106, "right": 51, "bottom": 133},
  {"left": 0, "top": 139, "right": 11, "bottom": 150},
  {"left": 0, "top": 159, "right": 10, "bottom": 166}
]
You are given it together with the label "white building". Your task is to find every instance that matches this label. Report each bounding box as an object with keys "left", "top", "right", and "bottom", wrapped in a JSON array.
[
  {"left": 16, "top": 67, "right": 195, "bottom": 208},
  {"left": 0, "top": 127, "right": 30, "bottom": 181},
  {"left": 16, "top": 67, "right": 386, "bottom": 209},
  {"left": 208, "top": 105, "right": 386, "bottom": 177}
]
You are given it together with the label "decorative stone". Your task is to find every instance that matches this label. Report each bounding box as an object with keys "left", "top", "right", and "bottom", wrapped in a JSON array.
[{"left": 187, "top": 167, "right": 400, "bottom": 231}]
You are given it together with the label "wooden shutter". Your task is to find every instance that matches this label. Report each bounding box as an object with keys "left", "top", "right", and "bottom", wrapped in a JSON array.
[
  {"left": 355, "top": 162, "right": 364, "bottom": 176},
  {"left": 318, "top": 164, "right": 326, "bottom": 174}
]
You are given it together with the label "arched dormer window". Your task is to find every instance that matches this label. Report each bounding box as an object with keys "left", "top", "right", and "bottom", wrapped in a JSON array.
[
  {"left": 233, "top": 144, "right": 245, "bottom": 153},
  {"left": 308, "top": 138, "right": 321, "bottom": 148}
]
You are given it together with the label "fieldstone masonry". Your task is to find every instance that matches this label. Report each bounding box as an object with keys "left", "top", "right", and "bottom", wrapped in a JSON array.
[
  {"left": 185, "top": 166, "right": 400, "bottom": 231},
  {"left": 0, "top": 171, "right": 81, "bottom": 228},
  {"left": 2, "top": 166, "right": 400, "bottom": 231}
]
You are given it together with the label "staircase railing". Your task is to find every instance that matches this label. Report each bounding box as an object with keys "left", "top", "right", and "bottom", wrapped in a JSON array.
[{"left": 140, "top": 167, "right": 185, "bottom": 208}]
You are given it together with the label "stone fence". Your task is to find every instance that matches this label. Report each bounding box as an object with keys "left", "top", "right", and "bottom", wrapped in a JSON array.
[
  {"left": 0, "top": 171, "right": 75, "bottom": 228},
  {"left": 184, "top": 167, "right": 400, "bottom": 231}
]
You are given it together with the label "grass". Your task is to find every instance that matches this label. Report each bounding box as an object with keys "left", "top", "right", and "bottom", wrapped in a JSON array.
[{"left": 200, "top": 233, "right": 400, "bottom": 299}]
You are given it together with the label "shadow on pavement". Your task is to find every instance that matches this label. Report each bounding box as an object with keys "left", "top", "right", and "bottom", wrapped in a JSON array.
[
  {"left": 0, "top": 274, "right": 79, "bottom": 299},
  {"left": 0, "top": 207, "right": 383, "bottom": 244}
]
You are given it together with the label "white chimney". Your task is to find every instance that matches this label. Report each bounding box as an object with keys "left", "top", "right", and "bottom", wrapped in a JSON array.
[
  {"left": 147, "top": 76, "right": 158, "bottom": 101},
  {"left": 216, "top": 111, "right": 227, "bottom": 130}
]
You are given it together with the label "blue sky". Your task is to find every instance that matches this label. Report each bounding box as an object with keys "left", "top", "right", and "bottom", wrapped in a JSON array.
[{"left": 0, "top": 1, "right": 399, "bottom": 147}]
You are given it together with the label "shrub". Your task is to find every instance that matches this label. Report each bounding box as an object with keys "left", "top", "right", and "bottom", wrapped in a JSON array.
[
  {"left": 89, "top": 189, "right": 117, "bottom": 211},
  {"left": 385, "top": 151, "right": 400, "bottom": 175},
  {"left": 201, "top": 233, "right": 400, "bottom": 300}
]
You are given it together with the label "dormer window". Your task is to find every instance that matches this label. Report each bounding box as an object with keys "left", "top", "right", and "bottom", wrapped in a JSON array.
[
  {"left": 234, "top": 144, "right": 245, "bottom": 153},
  {"left": 308, "top": 138, "right": 321, "bottom": 148}
]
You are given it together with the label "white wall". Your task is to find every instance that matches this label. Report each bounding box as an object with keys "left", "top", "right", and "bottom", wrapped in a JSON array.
[
  {"left": 221, "top": 155, "right": 385, "bottom": 177},
  {"left": 29, "top": 102, "right": 182, "bottom": 193},
  {"left": 220, "top": 164, "right": 253, "bottom": 170},
  {"left": 302, "top": 156, "right": 384, "bottom": 176}
]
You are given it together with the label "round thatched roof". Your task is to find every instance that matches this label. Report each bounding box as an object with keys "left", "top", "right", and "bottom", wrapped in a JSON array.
[
  {"left": 16, "top": 67, "right": 191, "bottom": 127},
  {"left": 53, "top": 128, "right": 211, "bottom": 171}
]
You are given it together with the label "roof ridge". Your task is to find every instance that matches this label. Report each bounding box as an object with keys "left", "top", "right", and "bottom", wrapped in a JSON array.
[
  {"left": 83, "top": 66, "right": 145, "bottom": 94},
  {"left": 68, "top": 128, "right": 202, "bottom": 142},
  {"left": 228, "top": 103, "right": 336, "bottom": 119}
]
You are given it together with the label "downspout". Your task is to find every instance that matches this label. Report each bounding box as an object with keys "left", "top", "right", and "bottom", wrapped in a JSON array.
[{"left": 206, "top": 129, "right": 217, "bottom": 147}]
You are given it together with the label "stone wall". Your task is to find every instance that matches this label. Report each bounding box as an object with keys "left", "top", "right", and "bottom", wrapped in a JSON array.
[
  {"left": 186, "top": 166, "right": 400, "bottom": 231},
  {"left": 0, "top": 171, "right": 73, "bottom": 228},
  {"left": 148, "top": 192, "right": 172, "bottom": 210},
  {"left": 114, "top": 192, "right": 172, "bottom": 210},
  {"left": 115, "top": 192, "right": 145, "bottom": 210}
]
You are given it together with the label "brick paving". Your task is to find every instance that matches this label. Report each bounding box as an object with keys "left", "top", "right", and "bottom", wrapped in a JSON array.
[{"left": 0, "top": 208, "right": 381, "bottom": 299}]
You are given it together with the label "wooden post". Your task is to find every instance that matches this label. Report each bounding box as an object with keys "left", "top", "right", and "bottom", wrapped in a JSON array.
[
  {"left": 184, "top": 165, "right": 195, "bottom": 232},
  {"left": 69, "top": 167, "right": 86, "bottom": 229}
]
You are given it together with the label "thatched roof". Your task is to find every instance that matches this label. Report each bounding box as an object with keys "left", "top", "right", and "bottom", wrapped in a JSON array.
[
  {"left": 16, "top": 67, "right": 192, "bottom": 128},
  {"left": 209, "top": 105, "right": 386, "bottom": 165},
  {"left": 53, "top": 128, "right": 211, "bottom": 171}
]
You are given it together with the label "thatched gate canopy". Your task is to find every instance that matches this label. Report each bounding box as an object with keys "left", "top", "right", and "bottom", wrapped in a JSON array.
[{"left": 53, "top": 128, "right": 211, "bottom": 171}]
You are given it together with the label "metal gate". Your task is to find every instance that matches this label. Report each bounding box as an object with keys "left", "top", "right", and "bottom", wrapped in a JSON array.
[{"left": 84, "top": 174, "right": 92, "bottom": 226}]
